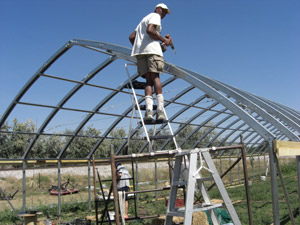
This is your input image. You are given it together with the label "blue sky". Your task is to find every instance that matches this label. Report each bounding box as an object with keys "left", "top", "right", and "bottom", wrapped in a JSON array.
[{"left": 1, "top": 0, "right": 299, "bottom": 125}]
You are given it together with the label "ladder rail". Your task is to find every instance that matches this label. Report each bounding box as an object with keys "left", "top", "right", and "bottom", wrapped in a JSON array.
[
  {"left": 202, "top": 150, "right": 242, "bottom": 225},
  {"left": 195, "top": 152, "right": 219, "bottom": 224},
  {"left": 125, "top": 63, "right": 153, "bottom": 151},
  {"left": 126, "top": 101, "right": 136, "bottom": 153},
  {"left": 125, "top": 63, "right": 179, "bottom": 153},
  {"left": 183, "top": 151, "right": 197, "bottom": 225},
  {"left": 165, "top": 155, "right": 183, "bottom": 225},
  {"left": 162, "top": 107, "right": 179, "bottom": 150}
]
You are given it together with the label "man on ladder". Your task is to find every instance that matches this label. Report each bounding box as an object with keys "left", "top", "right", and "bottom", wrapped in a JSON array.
[{"left": 129, "top": 3, "right": 172, "bottom": 121}]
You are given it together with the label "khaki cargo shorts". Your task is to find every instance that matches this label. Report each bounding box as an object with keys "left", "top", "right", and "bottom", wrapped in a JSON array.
[{"left": 136, "top": 54, "right": 164, "bottom": 78}]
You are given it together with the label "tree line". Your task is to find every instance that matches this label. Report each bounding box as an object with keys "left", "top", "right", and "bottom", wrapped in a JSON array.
[{"left": 0, "top": 119, "right": 220, "bottom": 160}]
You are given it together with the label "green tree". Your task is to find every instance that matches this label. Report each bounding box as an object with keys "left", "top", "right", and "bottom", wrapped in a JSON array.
[
  {"left": 110, "top": 128, "right": 127, "bottom": 153},
  {"left": 0, "top": 121, "right": 10, "bottom": 159},
  {"left": 176, "top": 122, "right": 218, "bottom": 149},
  {"left": 31, "top": 135, "right": 64, "bottom": 159},
  {"left": 65, "top": 126, "right": 101, "bottom": 158},
  {"left": 1, "top": 119, "right": 36, "bottom": 159}
]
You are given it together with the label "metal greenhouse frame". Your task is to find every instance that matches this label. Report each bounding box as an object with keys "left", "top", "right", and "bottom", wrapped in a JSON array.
[{"left": 0, "top": 39, "right": 299, "bottom": 224}]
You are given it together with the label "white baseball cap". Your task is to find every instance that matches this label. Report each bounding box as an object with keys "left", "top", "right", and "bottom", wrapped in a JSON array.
[{"left": 155, "top": 3, "right": 170, "bottom": 14}]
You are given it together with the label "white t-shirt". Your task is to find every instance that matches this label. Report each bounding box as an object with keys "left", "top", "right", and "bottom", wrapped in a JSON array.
[
  {"left": 131, "top": 12, "right": 163, "bottom": 57},
  {"left": 117, "top": 165, "right": 131, "bottom": 189}
]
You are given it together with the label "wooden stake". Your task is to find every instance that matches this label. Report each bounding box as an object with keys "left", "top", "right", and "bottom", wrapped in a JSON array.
[
  {"left": 111, "top": 152, "right": 121, "bottom": 225},
  {"left": 92, "top": 156, "right": 99, "bottom": 224},
  {"left": 241, "top": 135, "right": 253, "bottom": 225}
]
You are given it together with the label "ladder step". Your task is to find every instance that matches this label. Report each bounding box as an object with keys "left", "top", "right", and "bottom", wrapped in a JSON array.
[
  {"left": 145, "top": 135, "right": 173, "bottom": 140},
  {"left": 166, "top": 204, "right": 223, "bottom": 217},
  {"left": 136, "top": 105, "right": 157, "bottom": 110},
  {"left": 140, "top": 120, "right": 168, "bottom": 125},
  {"left": 196, "top": 176, "right": 214, "bottom": 181},
  {"left": 124, "top": 80, "right": 147, "bottom": 89},
  {"left": 193, "top": 203, "right": 223, "bottom": 212},
  {"left": 166, "top": 210, "right": 185, "bottom": 217},
  {"left": 172, "top": 181, "right": 187, "bottom": 186}
]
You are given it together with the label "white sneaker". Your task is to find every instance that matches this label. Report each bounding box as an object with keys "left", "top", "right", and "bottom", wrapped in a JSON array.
[
  {"left": 144, "top": 109, "right": 153, "bottom": 120},
  {"left": 156, "top": 109, "right": 166, "bottom": 120}
]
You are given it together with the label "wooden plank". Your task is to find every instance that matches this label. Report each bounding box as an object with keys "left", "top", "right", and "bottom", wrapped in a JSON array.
[{"left": 274, "top": 140, "right": 300, "bottom": 156}]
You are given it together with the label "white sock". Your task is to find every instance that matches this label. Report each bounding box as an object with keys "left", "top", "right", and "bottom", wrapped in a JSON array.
[
  {"left": 156, "top": 94, "right": 164, "bottom": 111},
  {"left": 145, "top": 95, "right": 153, "bottom": 111}
]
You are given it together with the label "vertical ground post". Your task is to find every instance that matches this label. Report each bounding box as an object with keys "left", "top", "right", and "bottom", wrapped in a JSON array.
[
  {"left": 136, "top": 161, "right": 139, "bottom": 202},
  {"left": 92, "top": 157, "right": 99, "bottom": 224},
  {"left": 58, "top": 160, "right": 61, "bottom": 220},
  {"left": 275, "top": 156, "right": 295, "bottom": 225},
  {"left": 155, "top": 159, "right": 158, "bottom": 201},
  {"left": 88, "top": 160, "right": 91, "bottom": 213},
  {"left": 131, "top": 160, "right": 138, "bottom": 218},
  {"left": 297, "top": 156, "right": 300, "bottom": 224},
  {"left": 240, "top": 135, "right": 253, "bottom": 225},
  {"left": 110, "top": 152, "right": 121, "bottom": 225},
  {"left": 270, "top": 140, "right": 280, "bottom": 225},
  {"left": 22, "top": 161, "right": 26, "bottom": 213}
]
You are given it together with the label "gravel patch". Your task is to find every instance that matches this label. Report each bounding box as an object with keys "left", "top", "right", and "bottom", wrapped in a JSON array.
[{"left": 0, "top": 161, "right": 170, "bottom": 180}]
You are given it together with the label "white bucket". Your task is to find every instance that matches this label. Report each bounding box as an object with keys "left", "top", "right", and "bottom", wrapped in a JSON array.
[
  {"left": 261, "top": 176, "right": 266, "bottom": 181},
  {"left": 109, "top": 211, "right": 115, "bottom": 220}
]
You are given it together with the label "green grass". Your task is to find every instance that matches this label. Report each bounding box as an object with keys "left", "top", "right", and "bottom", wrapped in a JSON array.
[
  {"left": 207, "top": 160, "right": 299, "bottom": 225},
  {"left": 125, "top": 160, "right": 299, "bottom": 225}
]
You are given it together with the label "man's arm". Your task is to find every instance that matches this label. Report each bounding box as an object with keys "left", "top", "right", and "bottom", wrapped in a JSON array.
[
  {"left": 146, "top": 24, "right": 171, "bottom": 46},
  {"left": 129, "top": 31, "right": 136, "bottom": 46},
  {"left": 117, "top": 171, "right": 122, "bottom": 180}
]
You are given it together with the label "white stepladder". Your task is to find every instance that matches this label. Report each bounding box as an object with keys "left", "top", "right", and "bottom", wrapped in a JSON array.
[
  {"left": 124, "top": 63, "right": 179, "bottom": 152},
  {"left": 165, "top": 148, "right": 241, "bottom": 225}
]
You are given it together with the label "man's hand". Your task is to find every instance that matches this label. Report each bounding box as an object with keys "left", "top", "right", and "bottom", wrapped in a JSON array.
[
  {"left": 129, "top": 31, "right": 136, "bottom": 46},
  {"left": 117, "top": 172, "right": 122, "bottom": 179},
  {"left": 163, "top": 34, "right": 172, "bottom": 46}
]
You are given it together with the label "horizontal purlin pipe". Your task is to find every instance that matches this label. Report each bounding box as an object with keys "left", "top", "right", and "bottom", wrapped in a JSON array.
[
  {"left": 114, "top": 145, "right": 243, "bottom": 163},
  {"left": 126, "top": 187, "right": 171, "bottom": 195},
  {"left": 0, "top": 146, "right": 244, "bottom": 164},
  {"left": 41, "top": 73, "right": 236, "bottom": 115}
]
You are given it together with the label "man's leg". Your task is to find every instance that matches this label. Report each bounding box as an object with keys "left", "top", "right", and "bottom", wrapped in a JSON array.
[
  {"left": 152, "top": 73, "right": 162, "bottom": 95},
  {"left": 144, "top": 73, "right": 154, "bottom": 120},
  {"left": 125, "top": 200, "right": 129, "bottom": 218},
  {"left": 124, "top": 186, "right": 129, "bottom": 218},
  {"left": 152, "top": 73, "right": 166, "bottom": 120}
]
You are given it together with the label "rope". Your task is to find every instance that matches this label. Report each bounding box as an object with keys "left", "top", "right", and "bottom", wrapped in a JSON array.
[{"left": 118, "top": 191, "right": 126, "bottom": 225}]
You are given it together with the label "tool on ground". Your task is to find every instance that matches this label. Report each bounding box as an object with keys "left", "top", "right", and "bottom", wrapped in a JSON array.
[
  {"left": 48, "top": 178, "right": 80, "bottom": 195},
  {"left": 161, "top": 34, "right": 176, "bottom": 54},
  {"left": 0, "top": 187, "right": 18, "bottom": 200},
  {"left": 0, "top": 188, "right": 20, "bottom": 218}
]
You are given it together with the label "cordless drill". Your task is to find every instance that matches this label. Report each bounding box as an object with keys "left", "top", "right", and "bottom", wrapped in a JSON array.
[{"left": 161, "top": 34, "right": 176, "bottom": 54}]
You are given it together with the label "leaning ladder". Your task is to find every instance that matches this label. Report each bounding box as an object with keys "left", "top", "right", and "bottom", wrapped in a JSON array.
[
  {"left": 125, "top": 63, "right": 179, "bottom": 152},
  {"left": 165, "top": 148, "right": 241, "bottom": 225}
]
